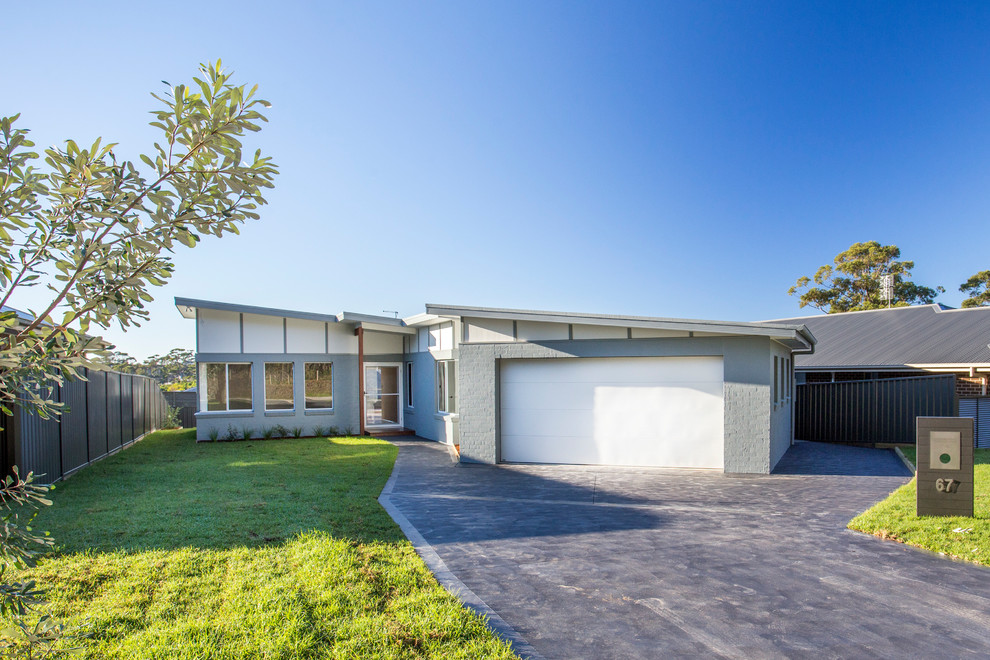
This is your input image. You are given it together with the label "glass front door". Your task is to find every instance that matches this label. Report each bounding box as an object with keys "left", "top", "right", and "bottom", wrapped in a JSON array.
[{"left": 365, "top": 365, "right": 401, "bottom": 428}]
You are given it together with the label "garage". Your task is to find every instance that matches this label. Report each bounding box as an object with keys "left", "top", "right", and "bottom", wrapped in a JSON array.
[{"left": 499, "top": 356, "right": 725, "bottom": 469}]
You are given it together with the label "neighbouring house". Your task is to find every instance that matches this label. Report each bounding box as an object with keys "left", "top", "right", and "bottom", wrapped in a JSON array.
[
  {"left": 766, "top": 304, "right": 990, "bottom": 398},
  {"left": 175, "top": 298, "right": 816, "bottom": 474},
  {"left": 768, "top": 304, "right": 990, "bottom": 446}
]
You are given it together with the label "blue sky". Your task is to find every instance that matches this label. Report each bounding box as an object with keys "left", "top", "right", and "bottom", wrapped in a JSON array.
[{"left": 5, "top": 1, "right": 990, "bottom": 358}]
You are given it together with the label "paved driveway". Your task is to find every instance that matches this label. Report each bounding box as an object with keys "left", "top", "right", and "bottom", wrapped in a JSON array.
[{"left": 382, "top": 440, "right": 990, "bottom": 659}]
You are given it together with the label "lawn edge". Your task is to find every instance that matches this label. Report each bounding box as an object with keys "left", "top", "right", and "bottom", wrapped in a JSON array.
[
  {"left": 893, "top": 447, "right": 916, "bottom": 474},
  {"left": 378, "top": 442, "right": 543, "bottom": 660}
]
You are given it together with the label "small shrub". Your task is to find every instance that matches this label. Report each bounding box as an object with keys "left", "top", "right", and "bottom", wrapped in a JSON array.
[
  {"left": 162, "top": 405, "right": 181, "bottom": 429},
  {"left": 241, "top": 427, "right": 255, "bottom": 440},
  {"left": 290, "top": 426, "right": 303, "bottom": 438},
  {"left": 223, "top": 425, "right": 240, "bottom": 442},
  {"left": 272, "top": 424, "right": 288, "bottom": 438},
  {"left": 261, "top": 426, "right": 276, "bottom": 440},
  {"left": 311, "top": 425, "right": 329, "bottom": 438},
  {"left": 343, "top": 426, "right": 355, "bottom": 437},
  {"left": 327, "top": 425, "right": 340, "bottom": 437},
  {"left": 208, "top": 428, "right": 220, "bottom": 442}
]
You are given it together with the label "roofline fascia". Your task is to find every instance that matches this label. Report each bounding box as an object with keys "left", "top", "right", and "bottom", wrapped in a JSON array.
[
  {"left": 174, "top": 297, "right": 342, "bottom": 324},
  {"left": 428, "top": 303, "right": 816, "bottom": 352}
]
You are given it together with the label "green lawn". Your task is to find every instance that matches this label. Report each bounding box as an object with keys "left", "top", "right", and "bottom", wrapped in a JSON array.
[
  {"left": 848, "top": 447, "right": 990, "bottom": 566},
  {"left": 16, "top": 429, "right": 517, "bottom": 659}
]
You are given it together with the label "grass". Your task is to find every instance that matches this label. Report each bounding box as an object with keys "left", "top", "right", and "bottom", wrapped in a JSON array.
[
  {"left": 15, "top": 429, "right": 517, "bottom": 659},
  {"left": 848, "top": 447, "right": 990, "bottom": 566}
]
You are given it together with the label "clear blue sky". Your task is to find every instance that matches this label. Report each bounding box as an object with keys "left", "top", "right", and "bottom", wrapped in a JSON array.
[{"left": 5, "top": 1, "right": 990, "bottom": 358}]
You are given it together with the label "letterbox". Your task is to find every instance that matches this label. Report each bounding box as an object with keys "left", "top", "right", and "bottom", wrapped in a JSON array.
[{"left": 916, "top": 417, "right": 974, "bottom": 517}]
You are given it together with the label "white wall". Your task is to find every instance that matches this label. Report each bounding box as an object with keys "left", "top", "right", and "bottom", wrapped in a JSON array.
[
  {"left": 242, "top": 313, "right": 284, "bottom": 353},
  {"left": 572, "top": 324, "right": 627, "bottom": 340},
  {"left": 465, "top": 317, "right": 514, "bottom": 343},
  {"left": 286, "top": 318, "right": 325, "bottom": 353},
  {"left": 198, "top": 309, "right": 240, "bottom": 353}
]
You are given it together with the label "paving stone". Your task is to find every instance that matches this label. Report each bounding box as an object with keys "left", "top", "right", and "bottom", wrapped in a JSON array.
[{"left": 386, "top": 439, "right": 990, "bottom": 659}]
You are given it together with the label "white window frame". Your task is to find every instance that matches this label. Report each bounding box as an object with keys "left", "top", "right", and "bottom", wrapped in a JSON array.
[
  {"left": 264, "top": 362, "right": 295, "bottom": 411},
  {"left": 201, "top": 362, "right": 253, "bottom": 413},
  {"left": 304, "top": 362, "right": 334, "bottom": 411},
  {"left": 436, "top": 360, "right": 456, "bottom": 413}
]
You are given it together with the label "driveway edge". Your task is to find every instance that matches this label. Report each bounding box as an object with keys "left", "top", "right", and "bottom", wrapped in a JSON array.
[{"left": 378, "top": 447, "right": 545, "bottom": 660}]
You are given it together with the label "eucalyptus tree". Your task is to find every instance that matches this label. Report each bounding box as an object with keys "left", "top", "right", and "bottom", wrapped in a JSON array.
[{"left": 0, "top": 60, "right": 277, "bottom": 420}]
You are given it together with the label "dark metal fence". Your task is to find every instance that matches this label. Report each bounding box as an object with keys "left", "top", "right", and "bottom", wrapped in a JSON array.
[
  {"left": 163, "top": 391, "right": 197, "bottom": 428},
  {"left": 795, "top": 374, "right": 958, "bottom": 445},
  {"left": 1, "top": 368, "right": 167, "bottom": 483}
]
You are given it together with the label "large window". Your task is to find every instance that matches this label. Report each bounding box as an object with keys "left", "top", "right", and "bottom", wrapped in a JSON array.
[
  {"left": 405, "top": 362, "right": 414, "bottom": 408},
  {"left": 204, "top": 363, "right": 252, "bottom": 412},
  {"left": 265, "top": 362, "right": 294, "bottom": 410},
  {"left": 436, "top": 360, "right": 456, "bottom": 413},
  {"left": 305, "top": 362, "right": 333, "bottom": 410}
]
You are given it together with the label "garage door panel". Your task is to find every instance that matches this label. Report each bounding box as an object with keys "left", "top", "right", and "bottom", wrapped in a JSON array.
[
  {"left": 500, "top": 381, "right": 596, "bottom": 412},
  {"left": 501, "top": 407, "right": 593, "bottom": 438},
  {"left": 500, "top": 357, "right": 724, "bottom": 469},
  {"left": 501, "top": 356, "right": 722, "bottom": 385}
]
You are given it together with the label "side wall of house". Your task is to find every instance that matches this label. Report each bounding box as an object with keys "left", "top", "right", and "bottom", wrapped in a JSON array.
[
  {"left": 768, "top": 340, "right": 794, "bottom": 470},
  {"left": 401, "top": 322, "right": 460, "bottom": 444},
  {"left": 457, "top": 335, "right": 783, "bottom": 474}
]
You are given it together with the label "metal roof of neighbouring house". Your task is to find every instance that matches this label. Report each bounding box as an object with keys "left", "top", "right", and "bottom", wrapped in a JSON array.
[{"left": 763, "top": 304, "right": 990, "bottom": 369}]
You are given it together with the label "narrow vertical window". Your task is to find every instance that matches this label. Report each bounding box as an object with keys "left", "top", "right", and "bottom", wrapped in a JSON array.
[
  {"left": 265, "top": 362, "right": 294, "bottom": 410},
  {"left": 206, "top": 363, "right": 227, "bottom": 411},
  {"left": 436, "top": 360, "right": 456, "bottom": 413},
  {"left": 405, "top": 362, "right": 414, "bottom": 407},
  {"left": 305, "top": 362, "right": 333, "bottom": 409},
  {"left": 773, "top": 356, "right": 779, "bottom": 405}
]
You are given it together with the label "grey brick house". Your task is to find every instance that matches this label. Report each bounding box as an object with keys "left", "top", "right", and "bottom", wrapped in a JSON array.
[{"left": 176, "top": 298, "right": 815, "bottom": 473}]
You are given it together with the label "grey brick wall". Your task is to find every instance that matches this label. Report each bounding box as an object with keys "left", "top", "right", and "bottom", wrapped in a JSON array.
[{"left": 458, "top": 336, "right": 783, "bottom": 473}]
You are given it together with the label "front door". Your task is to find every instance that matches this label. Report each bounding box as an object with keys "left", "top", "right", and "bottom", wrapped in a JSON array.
[{"left": 364, "top": 364, "right": 402, "bottom": 429}]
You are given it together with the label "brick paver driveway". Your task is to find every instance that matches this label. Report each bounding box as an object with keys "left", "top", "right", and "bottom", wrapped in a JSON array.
[{"left": 383, "top": 440, "right": 990, "bottom": 659}]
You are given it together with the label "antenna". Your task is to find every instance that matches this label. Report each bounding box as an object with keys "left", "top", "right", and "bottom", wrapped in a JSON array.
[
  {"left": 383, "top": 310, "right": 399, "bottom": 319},
  {"left": 880, "top": 274, "right": 894, "bottom": 308}
]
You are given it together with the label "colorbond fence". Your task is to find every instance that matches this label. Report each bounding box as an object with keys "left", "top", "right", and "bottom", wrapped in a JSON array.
[
  {"left": 795, "top": 374, "right": 958, "bottom": 445},
  {"left": 163, "top": 390, "right": 197, "bottom": 428},
  {"left": 1, "top": 369, "right": 167, "bottom": 484}
]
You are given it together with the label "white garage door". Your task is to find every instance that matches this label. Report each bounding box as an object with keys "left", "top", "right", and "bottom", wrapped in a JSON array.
[{"left": 500, "top": 356, "right": 724, "bottom": 469}]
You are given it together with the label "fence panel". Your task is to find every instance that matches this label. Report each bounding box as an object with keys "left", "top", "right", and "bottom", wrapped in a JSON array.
[
  {"left": 60, "top": 376, "right": 89, "bottom": 476},
  {"left": 163, "top": 391, "right": 197, "bottom": 428},
  {"left": 120, "top": 375, "right": 134, "bottom": 445},
  {"left": 17, "top": 387, "right": 62, "bottom": 481},
  {"left": 796, "top": 374, "right": 958, "bottom": 445},
  {"left": 87, "top": 369, "right": 109, "bottom": 460},
  {"left": 106, "top": 373, "right": 122, "bottom": 452}
]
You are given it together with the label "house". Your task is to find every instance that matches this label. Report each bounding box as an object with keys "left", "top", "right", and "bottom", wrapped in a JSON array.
[
  {"left": 765, "top": 304, "right": 990, "bottom": 398},
  {"left": 175, "top": 298, "right": 816, "bottom": 474}
]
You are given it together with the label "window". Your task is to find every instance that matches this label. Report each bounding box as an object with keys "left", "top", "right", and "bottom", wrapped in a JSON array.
[
  {"left": 265, "top": 362, "right": 294, "bottom": 410},
  {"left": 436, "top": 360, "right": 456, "bottom": 413},
  {"left": 405, "top": 362, "right": 414, "bottom": 407},
  {"left": 305, "top": 362, "right": 333, "bottom": 409},
  {"left": 204, "top": 363, "right": 252, "bottom": 412},
  {"left": 773, "top": 356, "right": 779, "bottom": 405}
]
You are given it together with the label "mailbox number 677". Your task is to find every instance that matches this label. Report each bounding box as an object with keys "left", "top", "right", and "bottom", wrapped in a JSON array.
[{"left": 935, "top": 478, "right": 960, "bottom": 493}]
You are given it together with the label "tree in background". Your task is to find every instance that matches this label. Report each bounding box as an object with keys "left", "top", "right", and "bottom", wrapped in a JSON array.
[
  {"left": 787, "top": 241, "right": 944, "bottom": 313},
  {"left": 0, "top": 60, "right": 277, "bottom": 420},
  {"left": 103, "top": 348, "right": 195, "bottom": 390},
  {"left": 959, "top": 270, "right": 990, "bottom": 308}
]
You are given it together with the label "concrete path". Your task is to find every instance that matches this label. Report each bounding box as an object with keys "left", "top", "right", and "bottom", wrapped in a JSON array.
[{"left": 382, "top": 440, "right": 990, "bottom": 659}]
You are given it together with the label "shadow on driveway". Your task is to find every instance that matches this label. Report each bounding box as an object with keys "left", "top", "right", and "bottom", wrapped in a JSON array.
[{"left": 772, "top": 440, "right": 913, "bottom": 477}]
